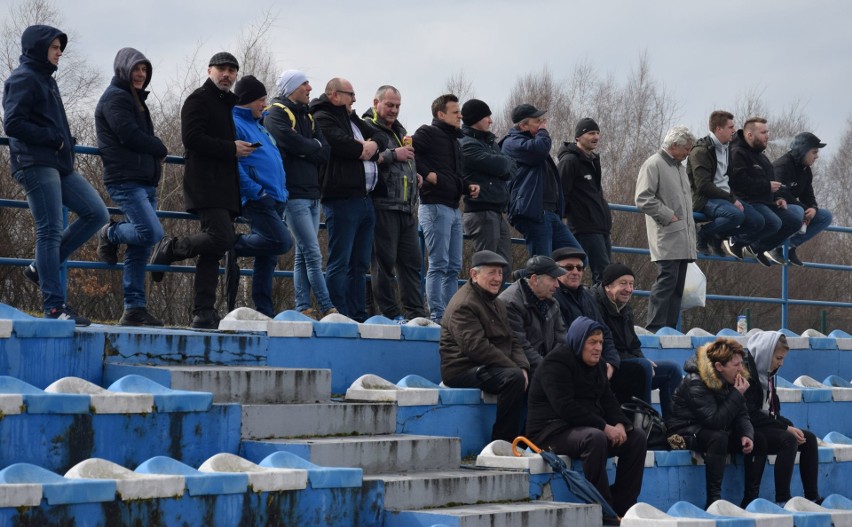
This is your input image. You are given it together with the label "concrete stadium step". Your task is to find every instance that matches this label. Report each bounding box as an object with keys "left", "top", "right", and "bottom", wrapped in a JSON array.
[
  {"left": 368, "top": 469, "right": 529, "bottom": 510},
  {"left": 241, "top": 401, "right": 396, "bottom": 439},
  {"left": 241, "top": 434, "right": 461, "bottom": 474},
  {"left": 384, "top": 501, "right": 602, "bottom": 527},
  {"left": 104, "top": 365, "right": 331, "bottom": 404}
]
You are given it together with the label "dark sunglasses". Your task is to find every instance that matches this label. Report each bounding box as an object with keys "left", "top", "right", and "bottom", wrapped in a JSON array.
[{"left": 560, "top": 264, "right": 585, "bottom": 272}]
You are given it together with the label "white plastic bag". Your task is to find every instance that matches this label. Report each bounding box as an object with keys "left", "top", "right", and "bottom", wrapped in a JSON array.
[{"left": 681, "top": 262, "right": 706, "bottom": 310}]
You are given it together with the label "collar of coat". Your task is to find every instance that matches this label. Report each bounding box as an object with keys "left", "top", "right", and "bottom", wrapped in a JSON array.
[{"left": 695, "top": 340, "right": 750, "bottom": 391}]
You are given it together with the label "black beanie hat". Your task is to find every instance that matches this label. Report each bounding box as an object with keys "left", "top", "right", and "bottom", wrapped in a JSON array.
[
  {"left": 462, "top": 99, "right": 492, "bottom": 127},
  {"left": 575, "top": 117, "right": 600, "bottom": 139},
  {"left": 602, "top": 263, "right": 634, "bottom": 287},
  {"left": 234, "top": 75, "right": 267, "bottom": 105}
]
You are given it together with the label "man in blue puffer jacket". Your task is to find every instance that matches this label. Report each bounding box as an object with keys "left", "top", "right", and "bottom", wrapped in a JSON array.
[
  {"left": 500, "top": 103, "right": 582, "bottom": 258},
  {"left": 3, "top": 25, "right": 109, "bottom": 326},
  {"left": 95, "top": 47, "right": 168, "bottom": 327},
  {"left": 230, "top": 76, "right": 293, "bottom": 317}
]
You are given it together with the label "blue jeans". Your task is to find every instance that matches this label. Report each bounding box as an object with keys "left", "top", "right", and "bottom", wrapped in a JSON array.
[
  {"left": 513, "top": 210, "right": 582, "bottom": 258},
  {"left": 13, "top": 167, "right": 109, "bottom": 312},
  {"left": 744, "top": 203, "right": 804, "bottom": 252},
  {"left": 621, "top": 357, "right": 682, "bottom": 419},
  {"left": 283, "top": 199, "right": 334, "bottom": 313},
  {"left": 106, "top": 183, "right": 164, "bottom": 309},
  {"left": 574, "top": 233, "right": 611, "bottom": 285},
  {"left": 700, "top": 199, "right": 763, "bottom": 241},
  {"left": 419, "top": 203, "right": 463, "bottom": 322},
  {"left": 323, "top": 197, "right": 375, "bottom": 322},
  {"left": 789, "top": 207, "right": 832, "bottom": 248},
  {"left": 234, "top": 197, "right": 293, "bottom": 317}
]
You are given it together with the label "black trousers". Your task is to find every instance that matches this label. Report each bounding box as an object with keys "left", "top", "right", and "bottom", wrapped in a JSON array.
[
  {"left": 539, "top": 425, "right": 647, "bottom": 517},
  {"left": 646, "top": 259, "right": 688, "bottom": 331},
  {"left": 753, "top": 426, "right": 820, "bottom": 502},
  {"left": 370, "top": 208, "right": 427, "bottom": 319},
  {"left": 171, "top": 208, "right": 236, "bottom": 314},
  {"left": 443, "top": 365, "right": 526, "bottom": 443}
]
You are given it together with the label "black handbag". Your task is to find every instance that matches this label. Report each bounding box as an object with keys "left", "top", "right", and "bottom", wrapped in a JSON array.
[{"left": 621, "top": 396, "right": 670, "bottom": 450}]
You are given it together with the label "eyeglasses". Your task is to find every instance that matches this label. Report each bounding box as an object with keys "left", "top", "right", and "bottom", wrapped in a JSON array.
[
  {"left": 336, "top": 90, "right": 355, "bottom": 97},
  {"left": 559, "top": 264, "right": 585, "bottom": 272}
]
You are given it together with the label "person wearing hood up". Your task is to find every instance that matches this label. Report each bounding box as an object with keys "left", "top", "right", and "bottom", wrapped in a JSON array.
[
  {"left": 667, "top": 337, "right": 755, "bottom": 508},
  {"left": 94, "top": 47, "right": 168, "bottom": 326},
  {"left": 769, "top": 133, "right": 832, "bottom": 266},
  {"left": 526, "top": 316, "right": 646, "bottom": 518},
  {"left": 743, "top": 331, "right": 821, "bottom": 505},
  {"left": 3, "top": 25, "right": 109, "bottom": 326}
]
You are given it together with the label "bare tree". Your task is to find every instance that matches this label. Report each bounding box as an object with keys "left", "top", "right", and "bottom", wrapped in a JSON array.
[{"left": 444, "top": 70, "right": 475, "bottom": 104}]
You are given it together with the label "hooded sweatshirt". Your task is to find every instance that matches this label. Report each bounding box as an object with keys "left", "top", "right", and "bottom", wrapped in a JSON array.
[
  {"left": 95, "top": 47, "right": 168, "bottom": 187},
  {"left": 743, "top": 331, "right": 793, "bottom": 430},
  {"left": 3, "top": 25, "right": 76, "bottom": 175}
]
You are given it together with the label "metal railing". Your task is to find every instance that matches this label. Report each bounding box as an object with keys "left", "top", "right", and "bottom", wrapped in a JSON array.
[{"left": 2, "top": 138, "right": 850, "bottom": 329}]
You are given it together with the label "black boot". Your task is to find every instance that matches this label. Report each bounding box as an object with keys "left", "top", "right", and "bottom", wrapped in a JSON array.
[
  {"left": 704, "top": 454, "right": 727, "bottom": 509},
  {"left": 740, "top": 454, "right": 767, "bottom": 508}
]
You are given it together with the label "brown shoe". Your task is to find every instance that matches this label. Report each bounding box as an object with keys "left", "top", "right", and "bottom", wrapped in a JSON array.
[
  {"left": 320, "top": 307, "right": 339, "bottom": 318},
  {"left": 300, "top": 308, "right": 319, "bottom": 320}
]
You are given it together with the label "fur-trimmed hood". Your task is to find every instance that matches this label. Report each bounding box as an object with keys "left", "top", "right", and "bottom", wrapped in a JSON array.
[{"left": 687, "top": 339, "right": 750, "bottom": 392}]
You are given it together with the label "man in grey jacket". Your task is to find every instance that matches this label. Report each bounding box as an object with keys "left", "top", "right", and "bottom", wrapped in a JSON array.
[
  {"left": 635, "top": 125, "right": 697, "bottom": 332},
  {"left": 499, "top": 255, "right": 567, "bottom": 379}
]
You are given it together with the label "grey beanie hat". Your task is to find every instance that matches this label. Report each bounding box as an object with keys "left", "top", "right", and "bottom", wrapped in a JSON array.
[{"left": 276, "top": 69, "right": 308, "bottom": 98}]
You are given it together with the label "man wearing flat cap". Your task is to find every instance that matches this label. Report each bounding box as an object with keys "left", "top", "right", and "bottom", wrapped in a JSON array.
[
  {"left": 501, "top": 103, "right": 582, "bottom": 259},
  {"left": 769, "top": 132, "right": 832, "bottom": 266},
  {"left": 499, "top": 255, "right": 567, "bottom": 379},
  {"left": 557, "top": 117, "right": 612, "bottom": 284},
  {"left": 440, "top": 250, "right": 530, "bottom": 443},
  {"left": 150, "top": 51, "right": 256, "bottom": 328}
]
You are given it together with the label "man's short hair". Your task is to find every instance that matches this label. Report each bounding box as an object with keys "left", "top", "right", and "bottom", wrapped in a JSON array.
[
  {"left": 743, "top": 117, "right": 767, "bottom": 133},
  {"left": 324, "top": 77, "right": 346, "bottom": 96},
  {"left": 661, "top": 125, "right": 696, "bottom": 149},
  {"left": 375, "top": 85, "right": 400, "bottom": 101},
  {"left": 431, "top": 94, "right": 458, "bottom": 118},
  {"left": 708, "top": 111, "right": 734, "bottom": 132},
  {"left": 704, "top": 337, "right": 745, "bottom": 365}
]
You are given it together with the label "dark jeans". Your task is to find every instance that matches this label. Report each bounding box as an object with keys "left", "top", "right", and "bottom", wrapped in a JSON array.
[
  {"left": 737, "top": 203, "right": 804, "bottom": 252},
  {"left": 443, "top": 366, "right": 526, "bottom": 444},
  {"left": 789, "top": 207, "right": 832, "bottom": 249},
  {"left": 371, "top": 208, "right": 426, "bottom": 320},
  {"left": 234, "top": 197, "right": 293, "bottom": 317},
  {"left": 106, "top": 183, "right": 164, "bottom": 309},
  {"left": 539, "top": 425, "right": 647, "bottom": 517},
  {"left": 700, "top": 199, "right": 763, "bottom": 241},
  {"left": 646, "top": 259, "right": 688, "bottom": 332},
  {"left": 324, "top": 197, "right": 375, "bottom": 322},
  {"left": 463, "top": 210, "right": 512, "bottom": 276},
  {"left": 620, "top": 358, "right": 682, "bottom": 419},
  {"left": 170, "top": 208, "right": 236, "bottom": 315},
  {"left": 574, "top": 232, "right": 611, "bottom": 285},
  {"left": 513, "top": 210, "right": 582, "bottom": 258},
  {"left": 753, "top": 426, "right": 820, "bottom": 502}
]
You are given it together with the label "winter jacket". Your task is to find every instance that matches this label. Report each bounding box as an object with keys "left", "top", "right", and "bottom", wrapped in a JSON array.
[
  {"left": 556, "top": 142, "right": 611, "bottom": 235},
  {"left": 3, "top": 25, "right": 75, "bottom": 176},
  {"left": 95, "top": 47, "right": 168, "bottom": 188},
  {"left": 666, "top": 341, "right": 754, "bottom": 440},
  {"left": 635, "top": 149, "right": 697, "bottom": 262},
  {"left": 553, "top": 283, "right": 620, "bottom": 368},
  {"left": 362, "top": 108, "right": 418, "bottom": 214},
  {"left": 526, "top": 317, "right": 632, "bottom": 444},
  {"left": 180, "top": 77, "right": 240, "bottom": 214},
  {"left": 498, "top": 279, "right": 566, "bottom": 378},
  {"left": 309, "top": 94, "right": 388, "bottom": 202},
  {"left": 501, "top": 127, "right": 565, "bottom": 224},
  {"left": 232, "top": 105, "right": 287, "bottom": 204},
  {"left": 743, "top": 331, "right": 793, "bottom": 431},
  {"left": 413, "top": 119, "right": 466, "bottom": 208},
  {"left": 591, "top": 283, "right": 644, "bottom": 361},
  {"left": 773, "top": 152, "right": 818, "bottom": 210},
  {"left": 459, "top": 125, "right": 513, "bottom": 213},
  {"left": 686, "top": 134, "right": 735, "bottom": 211},
  {"left": 729, "top": 129, "right": 777, "bottom": 206},
  {"left": 264, "top": 96, "right": 329, "bottom": 200},
  {"left": 439, "top": 279, "right": 529, "bottom": 382}
]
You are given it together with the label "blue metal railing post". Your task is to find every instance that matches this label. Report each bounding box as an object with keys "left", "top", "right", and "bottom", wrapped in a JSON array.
[{"left": 781, "top": 253, "right": 790, "bottom": 329}]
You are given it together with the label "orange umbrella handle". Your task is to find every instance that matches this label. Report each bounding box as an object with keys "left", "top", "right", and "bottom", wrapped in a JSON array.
[{"left": 511, "top": 436, "right": 542, "bottom": 456}]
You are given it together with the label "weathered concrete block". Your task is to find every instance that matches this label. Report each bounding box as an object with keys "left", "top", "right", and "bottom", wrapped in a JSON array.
[
  {"left": 475, "top": 439, "right": 562, "bottom": 474},
  {"left": 108, "top": 374, "right": 213, "bottom": 412},
  {"left": 45, "top": 376, "right": 154, "bottom": 414},
  {"left": 345, "top": 374, "right": 439, "bottom": 406},
  {"left": 0, "top": 463, "right": 116, "bottom": 505},
  {"left": 135, "top": 456, "right": 248, "bottom": 496},
  {"left": 622, "top": 502, "right": 714, "bottom": 526},
  {"left": 241, "top": 401, "right": 396, "bottom": 439},
  {"left": 0, "top": 376, "right": 90, "bottom": 414},
  {"left": 198, "top": 453, "right": 307, "bottom": 492},
  {"left": 0, "top": 319, "right": 12, "bottom": 339},
  {"left": 371, "top": 469, "right": 529, "bottom": 510},
  {"left": 358, "top": 319, "right": 402, "bottom": 340},
  {"left": 218, "top": 307, "right": 271, "bottom": 332},
  {"left": 384, "top": 501, "right": 600, "bottom": 527},
  {"left": 708, "top": 500, "right": 794, "bottom": 527},
  {"left": 65, "top": 458, "right": 184, "bottom": 500},
  {"left": 0, "top": 394, "right": 23, "bottom": 415},
  {"left": 785, "top": 496, "right": 852, "bottom": 527},
  {"left": 258, "top": 451, "right": 362, "bottom": 489}
]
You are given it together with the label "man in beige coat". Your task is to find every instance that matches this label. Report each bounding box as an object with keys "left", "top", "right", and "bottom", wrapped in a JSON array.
[{"left": 635, "top": 125, "right": 697, "bottom": 332}]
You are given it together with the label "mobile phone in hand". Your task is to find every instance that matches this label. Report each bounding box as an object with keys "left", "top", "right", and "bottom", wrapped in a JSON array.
[{"left": 250, "top": 142, "right": 262, "bottom": 148}]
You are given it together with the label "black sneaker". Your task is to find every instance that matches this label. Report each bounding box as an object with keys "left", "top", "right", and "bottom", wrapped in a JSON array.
[
  {"left": 119, "top": 307, "right": 164, "bottom": 327},
  {"left": 764, "top": 248, "right": 787, "bottom": 266},
  {"left": 788, "top": 247, "right": 803, "bottom": 267},
  {"left": 148, "top": 237, "right": 174, "bottom": 282},
  {"left": 753, "top": 251, "right": 773, "bottom": 267},
  {"left": 190, "top": 309, "right": 220, "bottom": 329},
  {"left": 23, "top": 263, "right": 39, "bottom": 287},
  {"left": 722, "top": 239, "right": 745, "bottom": 260},
  {"left": 97, "top": 221, "right": 119, "bottom": 265},
  {"left": 709, "top": 237, "right": 726, "bottom": 257},
  {"left": 46, "top": 304, "right": 91, "bottom": 326}
]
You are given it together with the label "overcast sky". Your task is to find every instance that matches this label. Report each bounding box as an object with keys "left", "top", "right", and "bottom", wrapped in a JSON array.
[{"left": 38, "top": 1, "right": 852, "bottom": 158}]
